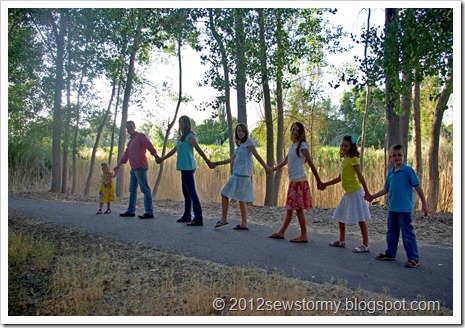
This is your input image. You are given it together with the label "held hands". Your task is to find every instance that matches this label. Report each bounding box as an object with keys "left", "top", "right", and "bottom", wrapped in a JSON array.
[
  {"left": 265, "top": 166, "right": 274, "bottom": 175},
  {"left": 207, "top": 159, "right": 217, "bottom": 169},
  {"left": 317, "top": 181, "right": 326, "bottom": 191},
  {"left": 154, "top": 154, "right": 162, "bottom": 164},
  {"left": 364, "top": 193, "right": 373, "bottom": 202}
]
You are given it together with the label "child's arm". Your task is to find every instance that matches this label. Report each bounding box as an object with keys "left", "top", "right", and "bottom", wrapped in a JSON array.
[
  {"left": 365, "top": 188, "right": 388, "bottom": 202},
  {"left": 301, "top": 149, "right": 324, "bottom": 190},
  {"left": 323, "top": 175, "right": 341, "bottom": 189},
  {"left": 157, "top": 147, "right": 177, "bottom": 164},
  {"left": 353, "top": 164, "right": 370, "bottom": 194},
  {"left": 414, "top": 184, "right": 428, "bottom": 216},
  {"left": 271, "top": 156, "right": 288, "bottom": 173},
  {"left": 189, "top": 136, "right": 213, "bottom": 167},
  {"left": 213, "top": 153, "right": 236, "bottom": 168},
  {"left": 247, "top": 145, "right": 273, "bottom": 174}
]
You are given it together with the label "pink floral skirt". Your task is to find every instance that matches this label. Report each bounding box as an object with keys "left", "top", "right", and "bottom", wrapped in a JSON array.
[{"left": 285, "top": 180, "right": 313, "bottom": 211}]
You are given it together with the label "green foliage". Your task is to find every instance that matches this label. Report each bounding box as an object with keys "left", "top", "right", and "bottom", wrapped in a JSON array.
[{"left": 335, "top": 87, "right": 386, "bottom": 148}]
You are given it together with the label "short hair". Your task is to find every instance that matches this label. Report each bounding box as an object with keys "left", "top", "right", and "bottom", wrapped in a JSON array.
[
  {"left": 390, "top": 144, "right": 403, "bottom": 151},
  {"left": 390, "top": 144, "right": 405, "bottom": 154},
  {"left": 126, "top": 121, "right": 135, "bottom": 126}
]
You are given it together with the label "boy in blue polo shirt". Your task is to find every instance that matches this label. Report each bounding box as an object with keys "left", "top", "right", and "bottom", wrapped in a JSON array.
[{"left": 365, "top": 144, "right": 428, "bottom": 268}]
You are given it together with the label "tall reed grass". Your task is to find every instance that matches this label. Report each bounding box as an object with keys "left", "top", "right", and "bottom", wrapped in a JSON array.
[{"left": 8, "top": 145, "right": 453, "bottom": 213}]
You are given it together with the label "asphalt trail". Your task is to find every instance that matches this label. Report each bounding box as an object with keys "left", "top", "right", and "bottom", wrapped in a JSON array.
[{"left": 8, "top": 197, "right": 453, "bottom": 309}]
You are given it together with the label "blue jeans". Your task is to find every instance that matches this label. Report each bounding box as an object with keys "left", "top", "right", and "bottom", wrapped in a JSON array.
[
  {"left": 181, "top": 170, "right": 203, "bottom": 221},
  {"left": 385, "top": 211, "right": 419, "bottom": 261},
  {"left": 127, "top": 166, "right": 153, "bottom": 215}
]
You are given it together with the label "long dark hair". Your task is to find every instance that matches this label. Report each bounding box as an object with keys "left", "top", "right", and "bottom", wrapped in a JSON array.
[
  {"left": 234, "top": 123, "right": 249, "bottom": 146},
  {"left": 178, "top": 115, "right": 194, "bottom": 142},
  {"left": 340, "top": 135, "right": 360, "bottom": 158},
  {"left": 291, "top": 122, "right": 306, "bottom": 157}
]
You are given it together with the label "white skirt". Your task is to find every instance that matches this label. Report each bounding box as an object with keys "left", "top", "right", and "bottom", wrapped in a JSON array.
[
  {"left": 333, "top": 188, "right": 371, "bottom": 224},
  {"left": 221, "top": 174, "right": 254, "bottom": 203}
]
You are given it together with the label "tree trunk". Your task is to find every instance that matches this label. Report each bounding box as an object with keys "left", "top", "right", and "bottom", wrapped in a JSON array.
[
  {"left": 412, "top": 71, "right": 422, "bottom": 210},
  {"left": 71, "top": 53, "right": 89, "bottom": 195},
  {"left": 258, "top": 9, "right": 275, "bottom": 206},
  {"left": 62, "top": 30, "right": 72, "bottom": 194},
  {"left": 208, "top": 9, "right": 234, "bottom": 169},
  {"left": 384, "top": 8, "right": 400, "bottom": 173},
  {"left": 360, "top": 9, "right": 371, "bottom": 170},
  {"left": 152, "top": 37, "right": 183, "bottom": 198},
  {"left": 115, "top": 11, "right": 142, "bottom": 199},
  {"left": 426, "top": 71, "right": 453, "bottom": 213},
  {"left": 235, "top": 9, "right": 247, "bottom": 126},
  {"left": 272, "top": 12, "right": 284, "bottom": 206},
  {"left": 400, "top": 70, "right": 412, "bottom": 159},
  {"left": 84, "top": 76, "right": 117, "bottom": 196},
  {"left": 50, "top": 9, "right": 68, "bottom": 192},
  {"left": 108, "top": 75, "right": 123, "bottom": 166}
]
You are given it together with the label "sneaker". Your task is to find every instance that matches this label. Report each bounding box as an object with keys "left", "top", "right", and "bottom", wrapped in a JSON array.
[
  {"left": 375, "top": 253, "right": 396, "bottom": 261},
  {"left": 177, "top": 217, "right": 191, "bottom": 223},
  {"left": 120, "top": 212, "right": 136, "bottom": 217},
  {"left": 138, "top": 213, "right": 155, "bottom": 219},
  {"left": 187, "top": 221, "right": 203, "bottom": 226}
]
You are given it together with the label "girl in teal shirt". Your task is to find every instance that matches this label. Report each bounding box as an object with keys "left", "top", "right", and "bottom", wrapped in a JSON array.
[{"left": 156, "top": 115, "right": 213, "bottom": 226}]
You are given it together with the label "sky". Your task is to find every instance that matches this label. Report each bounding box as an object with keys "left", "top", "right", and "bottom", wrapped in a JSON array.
[{"left": 131, "top": 6, "right": 388, "bottom": 131}]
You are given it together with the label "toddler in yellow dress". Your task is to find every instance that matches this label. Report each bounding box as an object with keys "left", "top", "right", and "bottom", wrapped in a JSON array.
[{"left": 97, "top": 163, "right": 116, "bottom": 214}]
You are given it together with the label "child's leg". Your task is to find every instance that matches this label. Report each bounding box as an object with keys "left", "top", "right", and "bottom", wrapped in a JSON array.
[
  {"left": 359, "top": 221, "right": 369, "bottom": 246},
  {"left": 386, "top": 211, "right": 400, "bottom": 258},
  {"left": 107, "top": 202, "right": 111, "bottom": 210},
  {"left": 239, "top": 201, "right": 248, "bottom": 228},
  {"left": 339, "top": 222, "right": 346, "bottom": 241},
  {"left": 221, "top": 195, "right": 230, "bottom": 223},
  {"left": 97, "top": 202, "right": 103, "bottom": 214},
  {"left": 275, "top": 210, "right": 294, "bottom": 237},
  {"left": 398, "top": 212, "right": 419, "bottom": 261},
  {"left": 295, "top": 209, "right": 308, "bottom": 240}
]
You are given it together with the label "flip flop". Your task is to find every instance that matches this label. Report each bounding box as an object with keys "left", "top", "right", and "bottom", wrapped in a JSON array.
[
  {"left": 268, "top": 232, "right": 284, "bottom": 239},
  {"left": 290, "top": 236, "right": 308, "bottom": 243},
  {"left": 215, "top": 220, "right": 229, "bottom": 228},
  {"left": 233, "top": 224, "right": 249, "bottom": 230}
]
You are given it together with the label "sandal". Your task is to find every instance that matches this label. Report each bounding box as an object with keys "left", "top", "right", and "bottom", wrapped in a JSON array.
[
  {"left": 329, "top": 240, "right": 345, "bottom": 247},
  {"left": 215, "top": 220, "right": 229, "bottom": 228},
  {"left": 104, "top": 209, "right": 111, "bottom": 214},
  {"left": 375, "top": 253, "right": 396, "bottom": 261},
  {"left": 352, "top": 244, "right": 370, "bottom": 253},
  {"left": 405, "top": 260, "right": 420, "bottom": 268},
  {"left": 233, "top": 224, "right": 249, "bottom": 230},
  {"left": 290, "top": 236, "right": 308, "bottom": 243},
  {"left": 268, "top": 232, "right": 285, "bottom": 239},
  {"left": 96, "top": 209, "right": 103, "bottom": 215}
]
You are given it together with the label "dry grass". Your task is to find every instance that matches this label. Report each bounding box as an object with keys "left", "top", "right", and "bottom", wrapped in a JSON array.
[
  {"left": 8, "top": 207, "right": 452, "bottom": 317},
  {"left": 8, "top": 146, "right": 453, "bottom": 213}
]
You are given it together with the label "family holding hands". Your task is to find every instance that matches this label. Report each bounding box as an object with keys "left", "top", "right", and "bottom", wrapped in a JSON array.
[{"left": 99, "top": 115, "right": 428, "bottom": 269}]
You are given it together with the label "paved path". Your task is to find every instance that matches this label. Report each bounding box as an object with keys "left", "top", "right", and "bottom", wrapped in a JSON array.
[{"left": 8, "top": 197, "right": 454, "bottom": 309}]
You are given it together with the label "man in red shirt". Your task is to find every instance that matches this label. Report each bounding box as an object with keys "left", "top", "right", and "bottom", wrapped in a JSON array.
[{"left": 114, "top": 121, "right": 158, "bottom": 219}]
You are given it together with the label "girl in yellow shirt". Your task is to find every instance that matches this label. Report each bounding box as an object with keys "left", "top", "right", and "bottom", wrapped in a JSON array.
[{"left": 321, "top": 136, "right": 371, "bottom": 253}]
